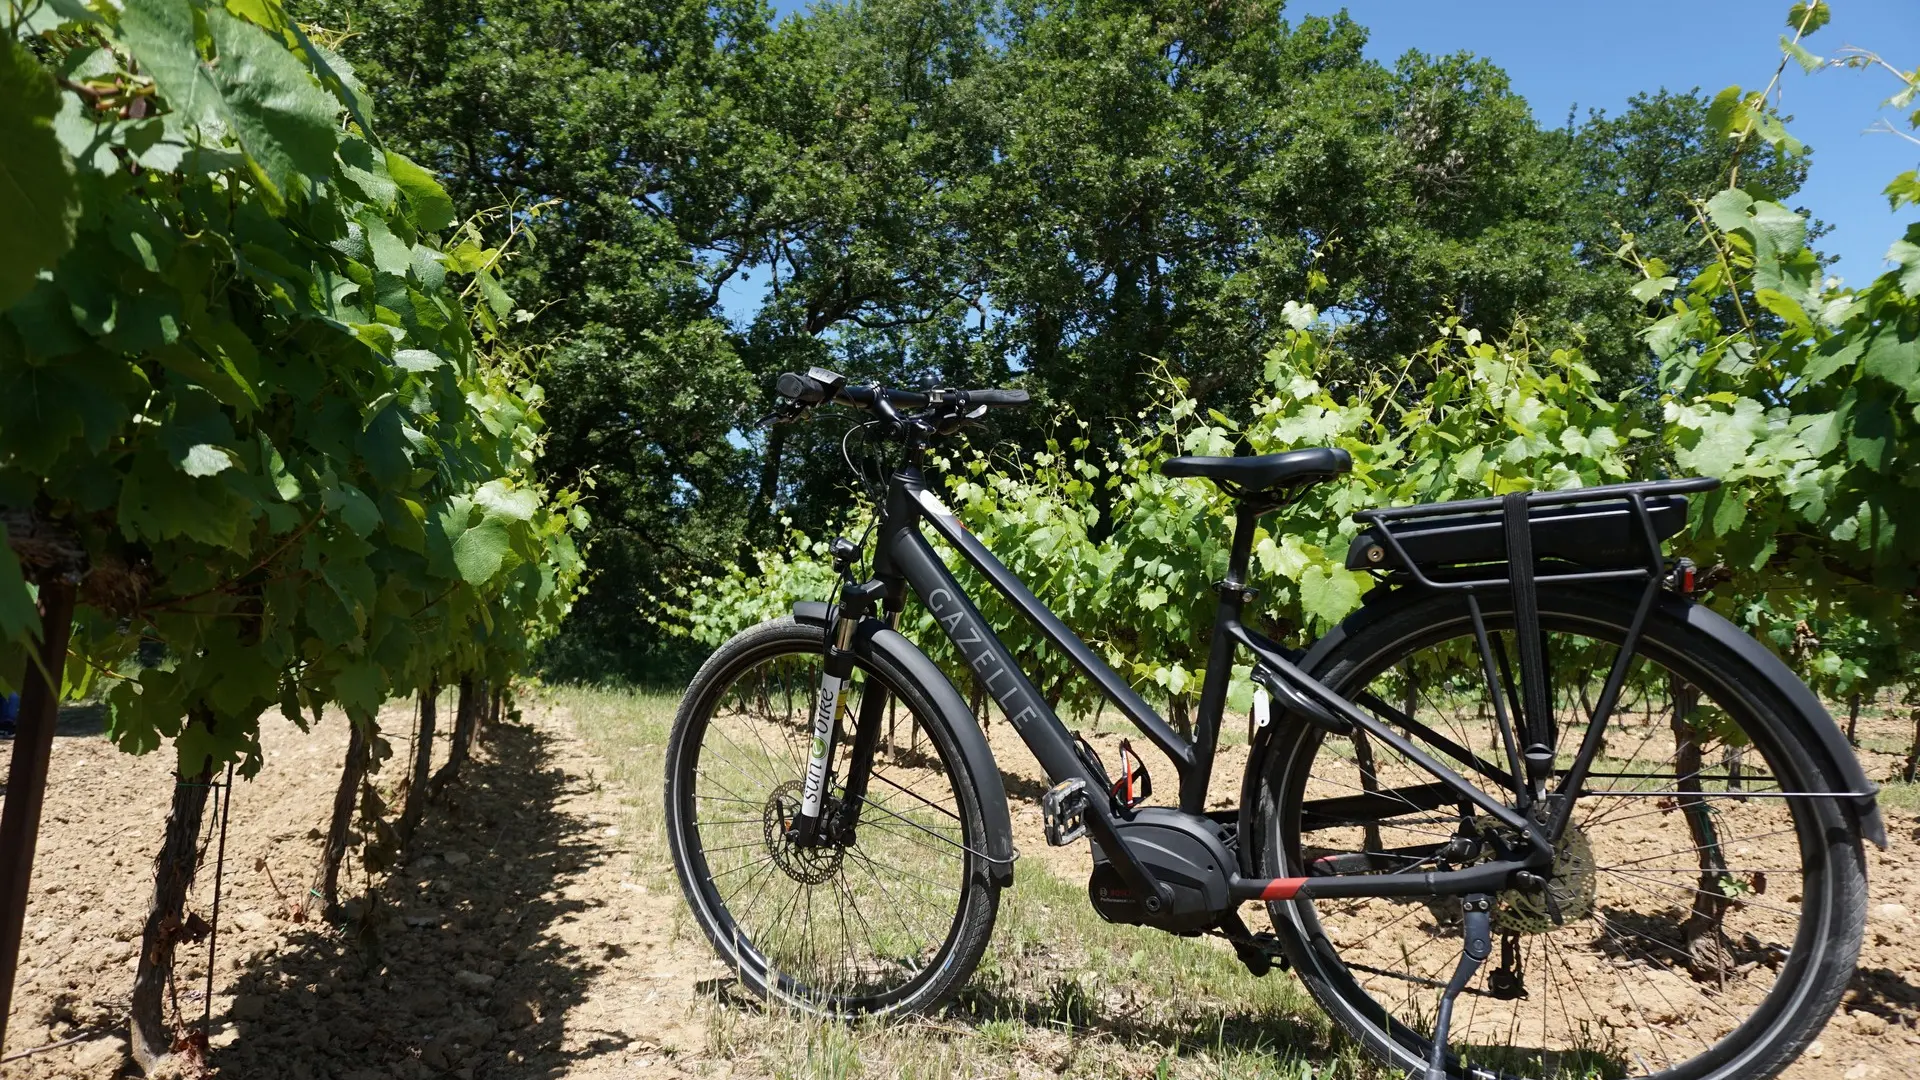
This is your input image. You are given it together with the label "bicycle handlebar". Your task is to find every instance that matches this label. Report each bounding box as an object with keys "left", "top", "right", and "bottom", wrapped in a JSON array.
[{"left": 775, "top": 367, "right": 1028, "bottom": 413}]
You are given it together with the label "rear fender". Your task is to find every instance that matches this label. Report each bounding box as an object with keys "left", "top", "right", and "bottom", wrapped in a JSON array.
[
  {"left": 1674, "top": 596, "right": 1887, "bottom": 847},
  {"left": 793, "top": 602, "right": 1017, "bottom": 883}
]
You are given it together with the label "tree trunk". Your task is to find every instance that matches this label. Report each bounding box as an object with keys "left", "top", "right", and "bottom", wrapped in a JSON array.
[
  {"left": 1044, "top": 671, "right": 1070, "bottom": 712},
  {"left": 129, "top": 725, "right": 215, "bottom": 1072},
  {"left": 1169, "top": 696, "right": 1191, "bottom": 741},
  {"left": 396, "top": 681, "right": 438, "bottom": 853},
  {"left": 470, "top": 679, "right": 491, "bottom": 749},
  {"left": 430, "top": 677, "right": 479, "bottom": 800},
  {"left": 747, "top": 423, "right": 787, "bottom": 542},
  {"left": 1905, "top": 702, "right": 1920, "bottom": 784},
  {"left": 1672, "top": 680, "right": 1732, "bottom": 980},
  {"left": 482, "top": 683, "right": 503, "bottom": 743},
  {"left": 310, "top": 712, "right": 368, "bottom": 919},
  {"left": 969, "top": 683, "right": 985, "bottom": 728},
  {"left": 1846, "top": 692, "right": 1861, "bottom": 747}
]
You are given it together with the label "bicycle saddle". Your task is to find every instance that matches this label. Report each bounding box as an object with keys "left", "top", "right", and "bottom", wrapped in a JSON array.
[{"left": 1160, "top": 447, "right": 1351, "bottom": 496}]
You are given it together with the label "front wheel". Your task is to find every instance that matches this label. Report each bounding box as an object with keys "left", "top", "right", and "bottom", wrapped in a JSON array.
[
  {"left": 1249, "top": 586, "right": 1867, "bottom": 1080},
  {"left": 664, "top": 617, "right": 1000, "bottom": 1015}
]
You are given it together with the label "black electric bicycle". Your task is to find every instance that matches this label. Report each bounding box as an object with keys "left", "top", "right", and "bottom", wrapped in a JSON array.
[{"left": 665, "top": 369, "right": 1882, "bottom": 1080}]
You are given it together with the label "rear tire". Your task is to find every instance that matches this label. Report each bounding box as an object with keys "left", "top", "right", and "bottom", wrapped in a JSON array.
[
  {"left": 1248, "top": 586, "right": 1867, "bottom": 1080},
  {"left": 664, "top": 617, "right": 1000, "bottom": 1016}
]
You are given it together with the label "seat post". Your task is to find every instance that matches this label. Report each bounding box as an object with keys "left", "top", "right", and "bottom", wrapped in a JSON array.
[
  {"left": 1184, "top": 500, "right": 1266, "bottom": 814},
  {"left": 1223, "top": 502, "right": 1263, "bottom": 593}
]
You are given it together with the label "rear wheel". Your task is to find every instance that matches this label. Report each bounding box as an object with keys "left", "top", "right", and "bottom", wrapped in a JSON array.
[
  {"left": 1251, "top": 587, "right": 1866, "bottom": 1080},
  {"left": 664, "top": 617, "right": 1000, "bottom": 1015}
]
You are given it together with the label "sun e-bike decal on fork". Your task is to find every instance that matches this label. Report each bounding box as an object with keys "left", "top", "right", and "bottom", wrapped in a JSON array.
[
  {"left": 792, "top": 594, "right": 859, "bottom": 845},
  {"left": 799, "top": 672, "right": 842, "bottom": 819}
]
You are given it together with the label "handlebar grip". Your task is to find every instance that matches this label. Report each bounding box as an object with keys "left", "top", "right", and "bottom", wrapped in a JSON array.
[
  {"left": 969, "top": 389, "right": 1030, "bottom": 408},
  {"left": 777, "top": 367, "right": 847, "bottom": 406},
  {"left": 776, "top": 371, "right": 829, "bottom": 404}
]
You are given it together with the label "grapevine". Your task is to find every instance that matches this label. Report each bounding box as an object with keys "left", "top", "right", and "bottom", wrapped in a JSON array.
[{"left": 1, "top": 0, "right": 583, "bottom": 1065}]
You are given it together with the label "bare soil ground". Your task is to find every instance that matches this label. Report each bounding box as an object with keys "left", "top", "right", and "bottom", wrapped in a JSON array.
[
  {"left": 2, "top": 695, "right": 711, "bottom": 1080},
  {"left": 1, "top": 688, "right": 1915, "bottom": 1079}
]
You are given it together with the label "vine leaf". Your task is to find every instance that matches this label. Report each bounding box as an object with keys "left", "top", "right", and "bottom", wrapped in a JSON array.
[
  {"left": 1891, "top": 239, "right": 1920, "bottom": 299},
  {"left": 452, "top": 521, "right": 514, "bottom": 585},
  {"left": 1786, "top": 1, "right": 1830, "bottom": 34},
  {"left": 385, "top": 150, "right": 456, "bottom": 232},
  {"left": 0, "top": 39, "right": 80, "bottom": 311},
  {"left": 1299, "top": 564, "right": 1364, "bottom": 629},
  {"left": 118, "top": 0, "right": 337, "bottom": 201},
  {"left": 179, "top": 443, "right": 238, "bottom": 477},
  {"left": 0, "top": 524, "right": 41, "bottom": 645}
]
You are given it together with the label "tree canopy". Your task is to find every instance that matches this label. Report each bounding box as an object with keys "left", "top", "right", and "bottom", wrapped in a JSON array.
[{"left": 297, "top": 0, "right": 1820, "bottom": 680}]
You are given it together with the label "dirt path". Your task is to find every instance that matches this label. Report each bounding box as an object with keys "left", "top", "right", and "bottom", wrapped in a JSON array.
[
  {"left": 3, "top": 696, "right": 715, "bottom": 1080},
  {"left": 3, "top": 692, "right": 1917, "bottom": 1079}
]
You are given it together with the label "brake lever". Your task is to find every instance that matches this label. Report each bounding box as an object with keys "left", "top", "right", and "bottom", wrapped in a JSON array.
[
  {"left": 927, "top": 404, "right": 989, "bottom": 437},
  {"left": 754, "top": 399, "right": 811, "bottom": 429}
]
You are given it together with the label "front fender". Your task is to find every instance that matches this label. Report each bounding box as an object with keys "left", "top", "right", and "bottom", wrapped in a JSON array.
[{"left": 793, "top": 602, "right": 1016, "bottom": 884}]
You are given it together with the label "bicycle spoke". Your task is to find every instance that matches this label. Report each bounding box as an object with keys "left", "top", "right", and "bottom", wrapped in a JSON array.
[
  {"left": 675, "top": 640, "right": 979, "bottom": 1010},
  {"left": 1280, "top": 614, "right": 1827, "bottom": 1080}
]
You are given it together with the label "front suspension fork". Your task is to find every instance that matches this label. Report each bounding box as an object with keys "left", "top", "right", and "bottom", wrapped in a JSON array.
[
  {"left": 791, "top": 609, "right": 859, "bottom": 846},
  {"left": 792, "top": 547, "right": 898, "bottom": 847}
]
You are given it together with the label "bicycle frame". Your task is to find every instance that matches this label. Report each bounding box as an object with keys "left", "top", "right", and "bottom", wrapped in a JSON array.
[{"left": 807, "top": 454, "right": 1618, "bottom": 909}]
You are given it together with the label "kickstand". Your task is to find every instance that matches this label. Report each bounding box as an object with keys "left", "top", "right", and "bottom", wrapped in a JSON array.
[{"left": 1424, "top": 893, "right": 1493, "bottom": 1080}]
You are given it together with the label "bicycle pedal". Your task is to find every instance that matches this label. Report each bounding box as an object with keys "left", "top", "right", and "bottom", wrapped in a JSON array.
[
  {"left": 1041, "top": 778, "right": 1088, "bottom": 846},
  {"left": 1231, "top": 932, "right": 1289, "bottom": 977}
]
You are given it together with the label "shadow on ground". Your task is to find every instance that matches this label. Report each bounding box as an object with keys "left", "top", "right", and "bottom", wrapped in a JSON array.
[
  {"left": 208, "top": 721, "right": 633, "bottom": 1080},
  {"left": 953, "top": 976, "right": 1335, "bottom": 1063}
]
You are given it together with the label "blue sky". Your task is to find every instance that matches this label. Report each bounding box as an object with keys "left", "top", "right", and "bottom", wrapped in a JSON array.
[
  {"left": 1286, "top": 1, "right": 1920, "bottom": 286},
  {"left": 762, "top": 0, "right": 1918, "bottom": 289}
]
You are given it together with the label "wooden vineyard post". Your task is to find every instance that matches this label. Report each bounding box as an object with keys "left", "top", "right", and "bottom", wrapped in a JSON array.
[{"left": 0, "top": 578, "right": 77, "bottom": 1056}]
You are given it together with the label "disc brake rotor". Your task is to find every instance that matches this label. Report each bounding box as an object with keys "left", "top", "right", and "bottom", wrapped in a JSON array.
[
  {"left": 763, "top": 779, "right": 844, "bottom": 885},
  {"left": 1496, "top": 826, "right": 1597, "bottom": 935}
]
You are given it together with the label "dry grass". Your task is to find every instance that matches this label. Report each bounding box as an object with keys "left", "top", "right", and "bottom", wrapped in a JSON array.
[{"left": 547, "top": 683, "right": 1366, "bottom": 1080}]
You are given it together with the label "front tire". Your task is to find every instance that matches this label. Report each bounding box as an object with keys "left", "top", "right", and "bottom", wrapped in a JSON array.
[
  {"left": 664, "top": 617, "right": 1000, "bottom": 1016},
  {"left": 1248, "top": 586, "right": 1867, "bottom": 1080}
]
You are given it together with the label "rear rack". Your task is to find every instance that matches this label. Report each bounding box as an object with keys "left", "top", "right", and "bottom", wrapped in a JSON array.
[
  {"left": 1350, "top": 476, "right": 1718, "bottom": 593},
  {"left": 1343, "top": 475, "right": 1720, "bottom": 819}
]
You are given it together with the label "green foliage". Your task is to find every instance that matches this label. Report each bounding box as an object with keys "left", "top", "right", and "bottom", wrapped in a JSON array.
[
  {"left": 667, "top": 325, "right": 1650, "bottom": 712},
  {"left": 0, "top": 0, "right": 582, "bottom": 772},
  {"left": 299, "top": 0, "right": 1791, "bottom": 682},
  {"left": 0, "top": 35, "right": 78, "bottom": 308},
  {"left": 1625, "top": 30, "right": 1920, "bottom": 699},
  {"left": 666, "top": 13, "right": 1920, "bottom": 709},
  {"left": 1559, "top": 87, "right": 1812, "bottom": 380},
  {"left": 286, "top": 0, "right": 768, "bottom": 681}
]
